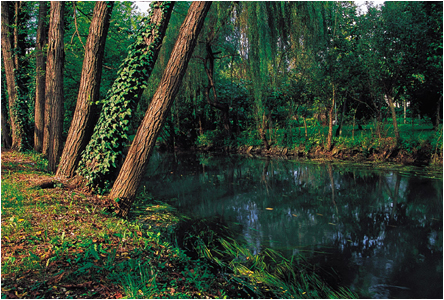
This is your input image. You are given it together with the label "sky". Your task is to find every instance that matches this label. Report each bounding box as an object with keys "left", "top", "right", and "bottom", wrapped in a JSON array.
[
  {"left": 134, "top": 1, "right": 386, "bottom": 15},
  {"left": 134, "top": 1, "right": 151, "bottom": 14}
]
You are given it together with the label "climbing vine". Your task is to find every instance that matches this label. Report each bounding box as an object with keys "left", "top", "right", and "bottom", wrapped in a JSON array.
[{"left": 77, "top": 1, "right": 174, "bottom": 193}]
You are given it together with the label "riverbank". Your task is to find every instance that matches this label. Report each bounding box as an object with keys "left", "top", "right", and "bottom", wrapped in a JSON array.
[
  {"left": 1, "top": 150, "right": 355, "bottom": 299},
  {"left": 190, "top": 123, "right": 443, "bottom": 166}
]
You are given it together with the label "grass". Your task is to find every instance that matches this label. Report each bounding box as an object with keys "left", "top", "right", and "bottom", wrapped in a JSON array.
[
  {"left": 174, "top": 218, "right": 356, "bottom": 299},
  {"left": 1, "top": 149, "right": 355, "bottom": 299},
  {"left": 197, "top": 119, "right": 442, "bottom": 164}
]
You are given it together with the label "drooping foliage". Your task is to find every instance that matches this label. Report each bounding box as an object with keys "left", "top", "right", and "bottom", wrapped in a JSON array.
[
  {"left": 2, "top": 1, "right": 442, "bottom": 166},
  {"left": 77, "top": 1, "right": 174, "bottom": 193}
]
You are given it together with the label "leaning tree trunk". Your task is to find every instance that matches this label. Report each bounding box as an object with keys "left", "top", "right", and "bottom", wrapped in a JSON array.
[
  {"left": 45, "top": 2, "right": 65, "bottom": 172},
  {"left": 1, "top": 2, "right": 26, "bottom": 151},
  {"left": 76, "top": 2, "right": 174, "bottom": 192},
  {"left": 110, "top": 1, "right": 212, "bottom": 217},
  {"left": 34, "top": 2, "right": 48, "bottom": 152},
  {"left": 56, "top": 1, "right": 114, "bottom": 179}
]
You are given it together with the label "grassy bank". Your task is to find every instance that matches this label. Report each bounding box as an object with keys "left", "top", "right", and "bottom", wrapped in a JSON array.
[
  {"left": 1, "top": 150, "right": 355, "bottom": 299},
  {"left": 194, "top": 122, "right": 443, "bottom": 165}
]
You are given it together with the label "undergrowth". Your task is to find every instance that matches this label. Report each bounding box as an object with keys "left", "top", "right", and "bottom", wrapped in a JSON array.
[
  {"left": 195, "top": 121, "right": 443, "bottom": 163},
  {"left": 1, "top": 150, "right": 355, "bottom": 298}
]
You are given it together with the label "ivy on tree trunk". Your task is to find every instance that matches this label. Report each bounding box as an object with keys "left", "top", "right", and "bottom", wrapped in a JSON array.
[
  {"left": 1, "top": 2, "right": 29, "bottom": 151},
  {"left": 77, "top": 1, "right": 174, "bottom": 193},
  {"left": 110, "top": 1, "right": 212, "bottom": 217},
  {"left": 56, "top": 1, "right": 114, "bottom": 179}
]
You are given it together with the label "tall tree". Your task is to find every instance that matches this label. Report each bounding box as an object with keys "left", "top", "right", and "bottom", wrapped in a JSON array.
[
  {"left": 77, "top": 1, "right": 174, "bottom": 192},
  {"left": 56, "top": 1, "right": 114, "bottom": 179},
  {"left": 110, "top": 1, "right": 212, "bottom": 217},
  {"left": 34, "top": 2, "right": 48, "bottom": 152},
  {"left": 44, "top": 2, "right": 65, "bottom": 172},
  {"left": 1, "top": 99, "right": 12, "bottom": 149},
  {"left": 1, "top": 2, "right": 28, "bottom": 150}
]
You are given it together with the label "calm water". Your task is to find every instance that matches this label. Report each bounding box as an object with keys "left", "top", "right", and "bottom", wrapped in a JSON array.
[{"left": 142, "top": 151, "right": 443, "bottom": 299}]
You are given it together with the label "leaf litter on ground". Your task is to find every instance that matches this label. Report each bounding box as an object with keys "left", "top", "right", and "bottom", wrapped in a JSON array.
[{"left": 0, "top": 150, "right": 234, "bottom": 299}]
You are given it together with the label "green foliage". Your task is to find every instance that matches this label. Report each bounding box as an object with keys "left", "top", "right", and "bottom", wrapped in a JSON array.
[
  {"left": 1, "top": 152, "right": 261, "bottom": 299},
  {"left": 63, "top": 2, "right": 138, "bottom": 137},
  {"left": 77, "top": 2, "right": 174, "bottom": 193},
  {"left": 174, "top": 218, "right": 356, "bottom": 298}
]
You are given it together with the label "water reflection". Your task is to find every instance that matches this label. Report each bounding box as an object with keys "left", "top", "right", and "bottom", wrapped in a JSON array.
[{"left": 142, "top": 152, "right": 443, "bottom": 299}]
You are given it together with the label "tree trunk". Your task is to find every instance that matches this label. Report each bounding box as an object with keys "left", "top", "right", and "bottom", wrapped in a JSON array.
[
  {"left": 387, "top": 94, "right": 400, "bottom": 144},
  {"left": 45, "top": 2, "right": 65, "bottom": 173},
  {"left": 1, "top": 100, "right": 12, "bottom": 149},
  {"left": 56, "top": 2, "right": 113, "bottom": 179},
  {"left": 34, "top": 2, "right": 48, "bottom": 152},
  {"left": 259, "top": 113, "right": 270, "bottom": 150},
  {"left": 77, "top": 2, "right": 174, "bottom": 192},
  {"left": 303, "top": 116, "right": 308, "bottom": 138},
  {"left": 326, "top": 85, "right": 335, "bottom": 151},
  {"left": 203, "top": 42, "right": 230, "bottom": 135},
  {"left": 335, "top": 98, "right": 347, "bottom": 137},
  {"left": 110, "top": 2, "right": 212, "bottom": 217},
  {"left": 1, "top": 2, "right": 25, "bottom": 151},
  {"left": 435, "top": 95, "right": 442, "bottom": 129},
  {"left": 403, "top": 99, "right": 407, "bottom": 125}
]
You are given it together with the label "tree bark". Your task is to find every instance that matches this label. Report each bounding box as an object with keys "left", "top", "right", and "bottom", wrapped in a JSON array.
[
  {"left": 1, "top": 100, "right": 12, "bottom": 149},
  {"left": 203, "top": 42, "right": 230, "bottom": 135},
  {"left": 76, "top": 2, "right": 174, "bottom": 191},
  {"left": 258, "top": 114, "right": 270, "bottom": 150},
  {"left": 1, "top": 2, "right": 25, "bottom": 150},
  {"left": 326, "top": 85, "right": 335, "bottom": 151},
  {"left": 109, "top": 1, "right": 212, "bottom": 217},
  {"left": 34, "top": 2, "right": 48, "bottom": 152},
  {"left": 56, "top": 2, "right": 113, "bottom": 179},
  {"left": 387, "top": 93, "right": 400, "bottom": 144},
  {"left": 45, "top": 2, "right": 65, "bottom": 172}
]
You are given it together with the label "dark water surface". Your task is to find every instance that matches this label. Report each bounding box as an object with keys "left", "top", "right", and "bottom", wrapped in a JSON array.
[{"left": 142, "top": 151, "right": 443, "bottom": 298}]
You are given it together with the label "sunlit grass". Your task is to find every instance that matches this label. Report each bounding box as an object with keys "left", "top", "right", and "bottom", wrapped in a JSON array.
[
  {"left": 1, "top": 151, "right": 262, "bottom": 298},
  {"left": 1, "top": 150, "right": 359, "bottom": 298}
]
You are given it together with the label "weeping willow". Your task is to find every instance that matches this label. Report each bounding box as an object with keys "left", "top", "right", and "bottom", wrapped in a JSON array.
[{"left": 234, "top": 2, "right": 329, "bottom": 149}]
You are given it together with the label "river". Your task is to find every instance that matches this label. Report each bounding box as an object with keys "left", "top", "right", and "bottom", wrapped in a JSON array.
[{"left": 141, "top": 151, "right": 443, "bottom": 298}]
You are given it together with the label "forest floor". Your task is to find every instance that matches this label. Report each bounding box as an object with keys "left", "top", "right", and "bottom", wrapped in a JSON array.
[
  {"left": 1, "top": 149, "right": 355, "bottom": 299},
  {"left": 0, "top": 150, "right": 232, "bottom": 299}
]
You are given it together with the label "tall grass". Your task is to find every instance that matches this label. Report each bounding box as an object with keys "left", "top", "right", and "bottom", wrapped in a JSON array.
[{"left": 174, "top": 217, "right": 356, "bottom": 298}]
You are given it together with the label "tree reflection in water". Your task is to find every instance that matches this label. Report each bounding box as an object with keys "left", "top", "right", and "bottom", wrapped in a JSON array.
[{"left": 143, "top": 152, "right": 443, "bottom": 299}]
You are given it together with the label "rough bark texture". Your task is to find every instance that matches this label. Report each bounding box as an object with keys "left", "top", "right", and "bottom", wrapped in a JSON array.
[
  {"left": 1, "top": 100, "right": 12, "bottom": 149},
  {"left": 45, "top": 2, "right": 65, "bottom": 172},
  {"left": 110, "top": 2, "right": 212, "bottom": 216},
  {"left": 1, "top": 2, "right": 24, "bottom": 150},
  {"left": 34, "top": 2, "right": 48, "bottom": 152},
  {"left": 56, "top": 2, "right": 113, "bottom": 179},
  {"left": 76, "top": 1, "right": 174, "bottom": 192}
]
